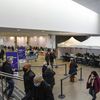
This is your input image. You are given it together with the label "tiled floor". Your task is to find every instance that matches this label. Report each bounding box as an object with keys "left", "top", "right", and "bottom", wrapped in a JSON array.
[{"left": 16, "top": 56, "right": 100, "bottom": 100}]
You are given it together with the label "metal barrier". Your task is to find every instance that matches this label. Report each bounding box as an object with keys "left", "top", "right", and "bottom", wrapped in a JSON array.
[
  {"left": 58, "top": 67, "right": 83, "bottom": 99},
  {"left": 31, "top": 63, "right": 68, "bottom": 76},
  {"left": 0, "top": 72, "right": 23, "bottom": 100},
  {"left": 53, "top": 64, "right": 67, "bottom": 76}
]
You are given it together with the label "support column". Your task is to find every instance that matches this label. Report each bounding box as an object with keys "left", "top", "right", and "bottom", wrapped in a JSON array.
[
  {"left": 27, "top": 36, "right": 30, "bottom": 46},
  {"left": 15, "top": 36, "right": 17, "bottom": 48}
]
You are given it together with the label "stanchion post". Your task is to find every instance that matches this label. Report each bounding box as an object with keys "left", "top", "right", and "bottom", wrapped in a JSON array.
[
  {"left": 79, "top": 67, "right": 83, "bottom": 81},
  {"left": 58, "top": 79, "right": 65, "bottom": 99},
  {"left": 64, "top": 64, "right": 67, "bottom": 76},
  {"left": 1, "top": 76, "right": 4, "bottom": 100},
  {"left": 55, "top": 59, "right": 58, "bottom": 68}
]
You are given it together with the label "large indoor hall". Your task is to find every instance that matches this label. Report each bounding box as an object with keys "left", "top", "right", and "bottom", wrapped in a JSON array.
[{"left": 0, "top": 0, "right": 100, "bottom": 100}]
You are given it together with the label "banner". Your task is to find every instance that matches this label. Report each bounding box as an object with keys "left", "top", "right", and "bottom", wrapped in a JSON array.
[
  {"left": 6, "top": 52, "right": 18, "bottom": 76},
  {"left": 18, "top": 47, "right": 26, "bottom": 59}
]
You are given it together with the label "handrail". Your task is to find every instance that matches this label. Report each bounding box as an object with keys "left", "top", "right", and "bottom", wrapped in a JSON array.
[
  {"left": 0, "top": 72, "right": 23, "bottom": 81},
  {"left": 0, "top": 71, "right": 22, "bottom": 78},
  {"left": 0, "top": 73, "right": 23, "bottom": 81},
  {"left": 0, "top": 71, "right": 24, "bottom": 100},
  {"left": 31, "top": 63, "right": 68, "bottom": 76},
  {"left": 58, "top": 67, "right": 83, "bottom": 99}
]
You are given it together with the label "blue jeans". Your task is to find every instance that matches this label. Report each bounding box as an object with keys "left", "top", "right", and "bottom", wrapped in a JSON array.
[
  {"left": 89, "top": 87, "right": 96, "bottom": 100},
  {"left": 5, "top": 79, "right": 14, "bottom": 97}
]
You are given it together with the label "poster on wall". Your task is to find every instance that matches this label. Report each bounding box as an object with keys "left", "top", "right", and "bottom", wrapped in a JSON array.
[
  {"left": 6, "top": 52, "right": 19, "bottom": 76},
  {"left": 18, "top": 47, "right": 26, "bottom": 60}
]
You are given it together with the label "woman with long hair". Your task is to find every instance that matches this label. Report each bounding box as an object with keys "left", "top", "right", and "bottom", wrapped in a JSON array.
[{"left": 86, "top": 71, "right": 100, "bottom": 100}]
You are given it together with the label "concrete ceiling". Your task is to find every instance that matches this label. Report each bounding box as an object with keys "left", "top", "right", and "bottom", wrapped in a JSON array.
[{"left": 73, "top": 0, "right": 100, "bottom": 14}]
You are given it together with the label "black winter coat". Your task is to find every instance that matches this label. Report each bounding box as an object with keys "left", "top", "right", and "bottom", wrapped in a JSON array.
[
  {"left": 32, "top": 81, "right": 54, "bottom": 100},
  {"left": 45, "top": 52, "right": 50, "bottom": 62},
  {"left": 23, "top": 70, "right": 35, "bottom": 94},
  {"left": 42, "top": 65, "right": 47, "bottom": 79},
  {"left": 44, "top": 68, "right": 55, "bottom": 86},
  {"left": 49, "top": 53, "right": 55, "bottom": 62}
]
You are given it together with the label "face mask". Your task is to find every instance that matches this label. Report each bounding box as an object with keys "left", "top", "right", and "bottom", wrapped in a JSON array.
[
  {"left": 34, "top": 83, "right": 41, "bottom": 87},
  {"left": 23, "top": 68, "right": 28, "bottom": 72}
]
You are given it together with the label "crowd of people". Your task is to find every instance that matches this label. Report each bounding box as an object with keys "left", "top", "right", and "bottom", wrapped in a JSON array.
[
  {"left": 0, "top": 47, "right": 100, "bottom": 100},
  {"left": 1, "top": 55, "right": 56, "bottom": 100},
  {"left": 22, "top": 63, "right": 55, "bottom": 100}
]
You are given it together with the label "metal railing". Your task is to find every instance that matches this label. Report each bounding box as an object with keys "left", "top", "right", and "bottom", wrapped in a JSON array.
[
  {"left": 30, "top": 63, "right": 68, "bottom": 76},
  {"left": 53, "top": 64, "right": 67, "bottom": 76},
  {"left": 58, "top": 67, "right": 83, "bottom": 99},
  {"left": 0, "top": 71, "right": 24, "bottom": 100}
]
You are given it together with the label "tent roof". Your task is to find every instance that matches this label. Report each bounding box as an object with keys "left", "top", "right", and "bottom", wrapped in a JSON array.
[
  {"left": 58, "top": 37, "right": 80, "bottom": 47},
  {"left": 75, "top": 36, "right": 100, "bottom": 49}
]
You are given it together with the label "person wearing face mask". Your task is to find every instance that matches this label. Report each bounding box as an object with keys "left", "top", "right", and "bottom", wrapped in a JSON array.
[
  {"left": 32, "top": 75, "right": 54, "bottom": 100},
  {"left": 86, "top": 71, "right": 100, "bottom": 100},
  {"left": 22, "top": 63, "right": 35, "bottom": 100}
]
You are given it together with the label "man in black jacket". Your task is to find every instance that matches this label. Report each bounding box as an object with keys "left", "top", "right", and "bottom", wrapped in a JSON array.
[
  {"left": 2, "top": 58, "right": 14, "bottom": 99},
  {"left": 32, "top": 76, "right": 54, "bottom": 100},
  {"left": 22, "top": 63, "right": 35, "bottom": 100}
]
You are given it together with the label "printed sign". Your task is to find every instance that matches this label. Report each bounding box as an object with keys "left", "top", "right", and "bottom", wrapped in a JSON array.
[
  {"left": 6, "top": 52, "right": 19, "bottom": 76},
  {"left": 18, "top": 47, "right": 26, "bottom": 59}
]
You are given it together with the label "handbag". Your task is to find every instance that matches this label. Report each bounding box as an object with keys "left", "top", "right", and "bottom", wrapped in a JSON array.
[{"left": 86, "top": 82, "right": 91, "bottom": 89}]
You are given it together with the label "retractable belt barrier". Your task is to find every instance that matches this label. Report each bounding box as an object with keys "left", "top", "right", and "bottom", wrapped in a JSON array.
[{"left": 58, "top": 67, "right": 83, "bottom": 99}]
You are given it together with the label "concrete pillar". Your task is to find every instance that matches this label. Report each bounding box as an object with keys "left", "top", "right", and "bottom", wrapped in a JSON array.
[
  {"left": 15, "top": 36, "right": 17, "bottom": 48},
  {"left": 27, "top": 36, "right": 30, "bottom": 46}
]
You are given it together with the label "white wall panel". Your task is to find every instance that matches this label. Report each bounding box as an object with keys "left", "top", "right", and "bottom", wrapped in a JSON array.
[
  {"left": 17, "top": 37, "right": 27, "bottom": 46},
  {"left": 0, "top": 0, "right": 99, "bottom": 34},
  {"left": 29, "top": 35, "right": 55, "bottom": 48},
  {"left": 3, "top": 37, "right": 15, "bottom": 46}
]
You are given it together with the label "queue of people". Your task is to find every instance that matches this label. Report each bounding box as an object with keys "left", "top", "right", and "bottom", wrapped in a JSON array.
[{"left": 22, "top": 63, "right": 55, "bottom": 100}]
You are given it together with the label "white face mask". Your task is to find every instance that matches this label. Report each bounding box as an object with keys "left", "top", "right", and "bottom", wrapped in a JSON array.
[{"left": 34, "top": 83, "right": 41, "bottom": 87}]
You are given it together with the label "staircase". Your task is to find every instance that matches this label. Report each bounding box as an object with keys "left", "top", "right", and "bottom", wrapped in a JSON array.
[{"left": 0, "top": 82, "right": 25, "bottom": 100}]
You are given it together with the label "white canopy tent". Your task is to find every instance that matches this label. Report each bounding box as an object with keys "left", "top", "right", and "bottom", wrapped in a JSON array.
[
  {"left": 72, "top": 36, "right": 100, "bottom": 55},
  {"left": 57, "top": 37, "right": 81, "bottom": 58},
  {"left": 74, "top": 36, "right": 100, "bottom": 49},
  {"left": 58, "top": 37, "right": 80, "bottom": 47},
  {"left": 58, "top": 36, "right": 100, "bottom": 58}
]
